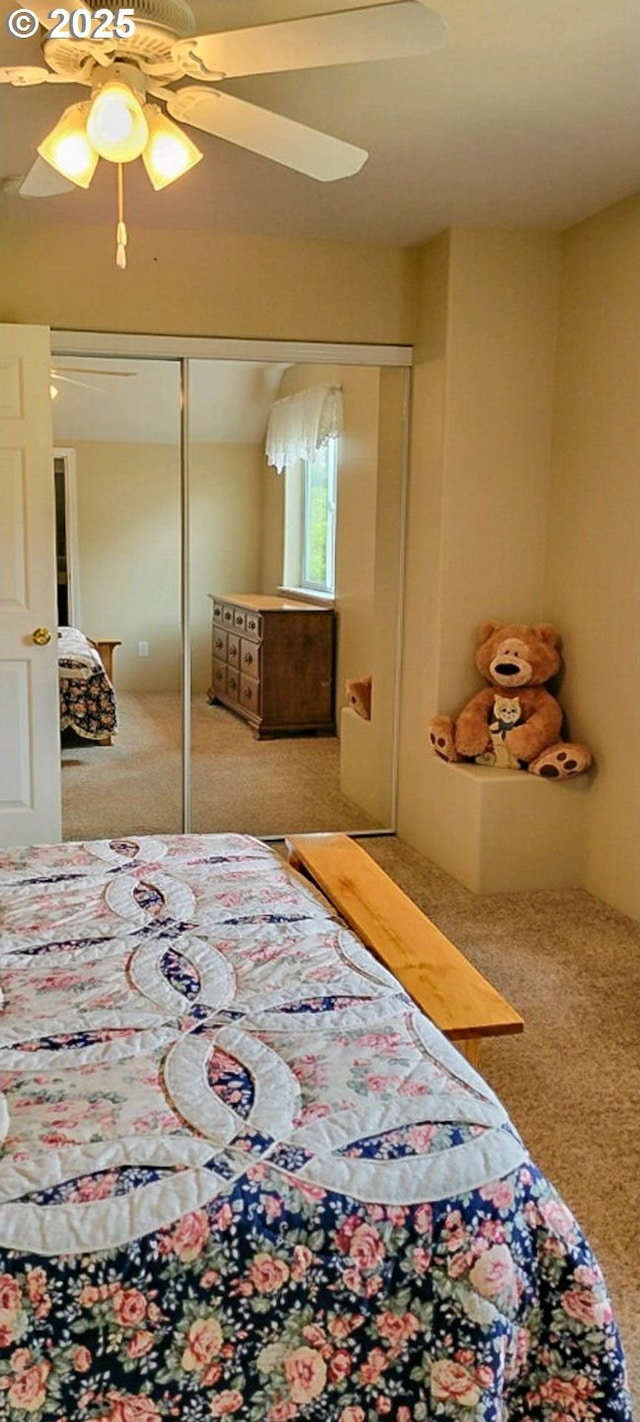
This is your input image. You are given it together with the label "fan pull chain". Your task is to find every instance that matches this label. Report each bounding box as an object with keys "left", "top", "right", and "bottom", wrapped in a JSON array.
[{"left": 115, "top": 163, "right": 128, "bottom": 271}]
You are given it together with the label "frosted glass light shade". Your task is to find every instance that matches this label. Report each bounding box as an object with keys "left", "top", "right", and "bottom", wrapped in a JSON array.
[
  {"left": 142, "top": 104, "right": 203, "bottom": 190},
  {"left": 87, "top": 82, "right": 149, "bottom": 162},
  {"left": 37, "top": 103, "right": 98, "bottom": 188}
]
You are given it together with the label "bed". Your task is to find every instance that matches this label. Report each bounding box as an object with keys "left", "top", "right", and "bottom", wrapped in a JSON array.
[
  {"left": 58, "top": 626, "right": 118, "bottom": 743},
  {"left": 0, "top": 833, "right": 630, "bottom": 1421}
]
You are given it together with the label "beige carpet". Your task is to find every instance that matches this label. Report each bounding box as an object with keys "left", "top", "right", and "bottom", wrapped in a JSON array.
[
  {"left": 62, "top": 698, "right": 639, "bottom": 1403},
  {"left": 356, "top": 836, "right": 640, "bottom": 1407},
  {"left": 61, "top": 691, "right": 383, "bottom": 841}
]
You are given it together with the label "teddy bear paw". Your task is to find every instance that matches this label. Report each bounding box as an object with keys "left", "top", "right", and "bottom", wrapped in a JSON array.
[
  {"left": 428, "top": 717, "right": 460, "bottom": 762},
  {"left": 529, "top": 743, "right": 592, "bottom": 779}
]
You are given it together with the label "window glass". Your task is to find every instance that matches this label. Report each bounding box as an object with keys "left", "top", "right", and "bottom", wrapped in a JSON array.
[{"left": 300, "top": 441, "right": 337, "bottom": 594}]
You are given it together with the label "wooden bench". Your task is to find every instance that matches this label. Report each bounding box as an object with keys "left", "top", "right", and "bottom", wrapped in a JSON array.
[{"left": 286, "top": 833, "right": 523, "bottom": 1069}]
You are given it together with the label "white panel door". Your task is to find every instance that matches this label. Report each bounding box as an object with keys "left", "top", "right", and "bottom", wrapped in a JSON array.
[{"left": 0, "top": 322, "right": 61, "bottom": 846}]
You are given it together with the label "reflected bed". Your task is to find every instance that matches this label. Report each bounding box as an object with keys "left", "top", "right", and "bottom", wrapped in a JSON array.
[{"left": 58, "top": 626, "right": 117, "bottom": 743}]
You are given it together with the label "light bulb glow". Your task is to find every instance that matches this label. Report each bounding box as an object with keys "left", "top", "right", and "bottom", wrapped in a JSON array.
[
  {"left": 38, "top": 102, "right": 98, "bottom": 189},
  {"left": 142, "top": 104, "right": 202, "bottom": 190},
  {"left": 50, "top": 383, "right": 59, "bottom": 400},
  {"left": 53, "top": 134, "right": 92, "bottom": 178},
  {"left": 87, "top": 82, "right": 149, "bottom": 163}
]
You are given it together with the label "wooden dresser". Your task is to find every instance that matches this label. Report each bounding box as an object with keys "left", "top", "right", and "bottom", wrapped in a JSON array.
[{"left": 208, "top": 594, "right": 335, "bottom": 738}]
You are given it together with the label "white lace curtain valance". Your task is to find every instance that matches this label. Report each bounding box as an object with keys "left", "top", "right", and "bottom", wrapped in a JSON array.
[{"left": 265, "top": 383, "right": 343, "bottom": 474}]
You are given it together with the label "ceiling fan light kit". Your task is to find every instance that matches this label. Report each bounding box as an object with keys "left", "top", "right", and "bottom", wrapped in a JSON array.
[{"left": 4, "top": 1, "right": 447, "bottom": 267}]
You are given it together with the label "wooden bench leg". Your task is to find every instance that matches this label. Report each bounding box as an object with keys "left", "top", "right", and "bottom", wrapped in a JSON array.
[{"left": 458, "top": 1038, "right": 482, "bottom": 1070}]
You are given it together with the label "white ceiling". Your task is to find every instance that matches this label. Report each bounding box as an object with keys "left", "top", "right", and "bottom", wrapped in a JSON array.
[
  {"left": 1, "top": 0, "right": 638, "bottom": 245},
  {"left": 51, "top": 358, "right": 288, "bottom": 442}
]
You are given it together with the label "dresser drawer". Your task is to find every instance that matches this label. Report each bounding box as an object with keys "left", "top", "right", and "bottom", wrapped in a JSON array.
[
  {"left": 227, "top": 632, "right": 240, "bottom": 666},
  {"left": 212, "top": 601, "right": 224, "bottom": 624},
  {"left": 226, "top": 668, "right": 240, "bottom": 701},
  {"left": 239, "top": 674, "right": 260, "bottom": 714},
  {"left": 233, "top": 608, "right": 247, "bottom": 631},
  {"left": 244, "top": 611, "right": 262, "bottom": 639},
  {"left": 221, "top": 604, "right": 235, "bottom": 628},
  {"left": 240, "top": 638, "right": 260, "bottom": 677},
  {"left": 212, "top": 629, "right": 227, "bottom": 661},
  {"left": 211, "top": 660, "right": 226, "bottom": 696}
]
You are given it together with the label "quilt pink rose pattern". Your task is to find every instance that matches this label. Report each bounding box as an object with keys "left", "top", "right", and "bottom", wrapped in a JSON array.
[{"left": 0, "top": 834, "right": 630, "bottom": 1421}]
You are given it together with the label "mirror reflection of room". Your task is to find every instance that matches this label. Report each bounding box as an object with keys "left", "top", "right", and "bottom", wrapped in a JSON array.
[
  {"left": 189, "top": 360, "right": 405, "bottom": 837},
  {"left": 52, "top": 353, "right": 406, "bottom": 841},
  {"left": 53, "top": 357, "right": 182, "bottom": 840}
]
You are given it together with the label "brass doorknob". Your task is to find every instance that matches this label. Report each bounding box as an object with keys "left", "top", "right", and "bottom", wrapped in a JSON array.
[{"left": 32, "top": 627, "right": 52, "bottom": 646}]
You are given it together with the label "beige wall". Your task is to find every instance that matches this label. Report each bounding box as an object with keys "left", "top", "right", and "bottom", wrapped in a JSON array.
[
  {"left": 71, "top": 440, "right": 263, "bottom": 693},
  {"left": 397, "top": 208, "right": 639, "bottom": 916},
  {"left": 191, "top": 443, "right": 265, "bottom": 693},
  {"left": 0, "top": 218, "right": 417, "bottom": 346},
  {"left": 339, "top": 366, "right": 407, "bottom": 822},
  {"left": 544, "top": 195, "right": 640, "bottom": 919},
  {"left": 397, "top": 229, "right": 569, "bottom": 886}
]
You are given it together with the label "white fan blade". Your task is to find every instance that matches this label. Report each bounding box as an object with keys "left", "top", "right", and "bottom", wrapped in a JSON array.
[
  {"left": 19, "top": 157, "right": 75, "bottom": 198},
  {"left": 173, "top": 2, "right": 446, "bottom": 82},
  {"left": 52, "top": 368, "right": 137, "bottom": 378},
  {"left": 0, "top": 66, "right": 50, "bottom": 86},
  {"left": 51, "top": 374, "right": 107, "bottom": 393},
  {"left": 168, "top": 88, "right": 367, "bottom": 181}
]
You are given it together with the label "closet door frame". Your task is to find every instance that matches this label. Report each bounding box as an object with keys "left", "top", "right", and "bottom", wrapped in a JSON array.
[{"left": 51, "top": 331, "right": 413, "bottom": 835}]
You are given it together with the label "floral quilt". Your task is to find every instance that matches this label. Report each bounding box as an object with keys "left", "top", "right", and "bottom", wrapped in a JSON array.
[
  {"left": 0, "top": 834, "right": 630, "bottom": 1422},
  {"left": 58, "top": 628, "right": 117, "bottom": 741}
]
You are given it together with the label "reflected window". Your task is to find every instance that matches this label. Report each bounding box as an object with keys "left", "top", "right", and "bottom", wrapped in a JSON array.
[{"left": 284, "top": 441, "right": 338, "bottom": 596}]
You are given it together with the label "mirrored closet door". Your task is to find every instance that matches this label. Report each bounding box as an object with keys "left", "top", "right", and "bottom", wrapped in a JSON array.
[
  {"left": 52, "top": 336, "right": 409, "bottom": 844},
  {"left": 53, "top": 356, "right": 182, "bottom": 842},
  {"left": 188, "top": 359, "right": 407, "bottom": 838}
]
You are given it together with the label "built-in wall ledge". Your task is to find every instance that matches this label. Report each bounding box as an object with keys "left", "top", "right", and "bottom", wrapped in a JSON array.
[
  {"left": 340, "top": 705, "right": 393, "bottom": 827},
  {"left": 408, "top": 753, "right": 590, "bottom": 895},
  {"left": 277, "top": 586, "right": 335, "bottom": 608}
]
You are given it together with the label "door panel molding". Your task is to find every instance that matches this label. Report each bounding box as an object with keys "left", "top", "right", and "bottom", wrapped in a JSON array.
[{"left": 0, "top": 322, "right": 61, "bottom": 847}]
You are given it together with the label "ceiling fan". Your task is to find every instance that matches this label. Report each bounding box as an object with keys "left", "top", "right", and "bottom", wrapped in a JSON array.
[{"left": 1, "top": 2, "right": 447, "bottom": 225}]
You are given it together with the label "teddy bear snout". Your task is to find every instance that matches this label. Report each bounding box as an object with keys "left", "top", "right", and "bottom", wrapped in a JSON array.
[{"left": 489, "top": 655, "right": 532, "bottom": 686}]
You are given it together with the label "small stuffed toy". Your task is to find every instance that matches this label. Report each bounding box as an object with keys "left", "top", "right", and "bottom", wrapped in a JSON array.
[
  {"left": 346, "top": 675, "right": 372, "bottom": 720},
  {"left": 428, "top": 622, "right": 592, "bottom": 779}
]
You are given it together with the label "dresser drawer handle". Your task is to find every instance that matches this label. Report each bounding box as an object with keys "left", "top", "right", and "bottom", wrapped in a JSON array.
[
  {"left": 228, "top": 676, "right": 237, "bottom": 692},
  {"left": 215, "top": 637, "right": 224, "bottom": 651},
  {"left": 247, "top": 618, "right": 257, "bottom": 632},
  {"left": 245, "top": 686, "right": 253, "bottom": 700},
  {"left": 229, "top": 645, "right": 238, "bottom": 659},
  {"left": 223, "top": 610, "right": 233, "bottom": 623},
  {"left": 244, "top": 652, "right": 253, "bottom": 665}
]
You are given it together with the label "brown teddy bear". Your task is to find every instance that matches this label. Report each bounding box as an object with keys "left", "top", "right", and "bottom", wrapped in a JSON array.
[
  {"left": 428, "top": 622, "right": 592, "bottom": 779},
  {"left": 346, "top": 675, "right": 372, "bottom": 720}
]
